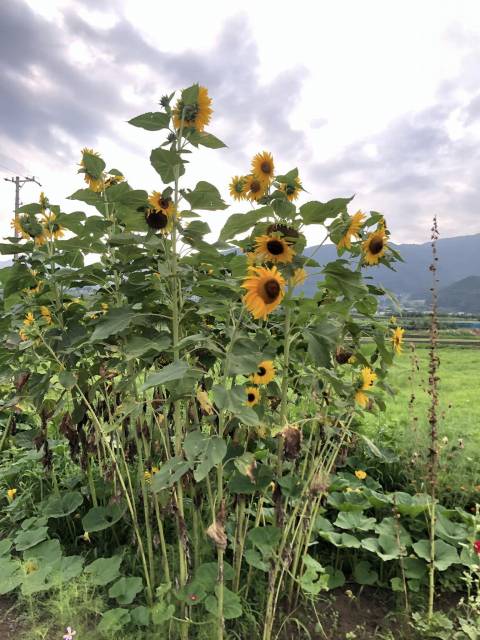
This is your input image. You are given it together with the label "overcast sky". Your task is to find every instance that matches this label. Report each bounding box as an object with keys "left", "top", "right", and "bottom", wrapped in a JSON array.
[{"left": 1, "top": 0, "right": 480, "bottom": 246}]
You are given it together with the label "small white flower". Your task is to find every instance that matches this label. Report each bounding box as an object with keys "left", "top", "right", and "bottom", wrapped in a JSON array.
[{"left": 63, "top": 627, "right": 76, "bottom": 640}]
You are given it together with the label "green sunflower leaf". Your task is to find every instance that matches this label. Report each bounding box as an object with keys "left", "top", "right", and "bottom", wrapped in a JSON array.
[
  {"left": 300, "top": 197, "right": 354, "bottom": 225},
  {"left": 150, "top": 148, "right": 185, "bottom": 184},
  {"left": 188, "top": 131, "right": 227, "bottom": 149},
  {"left": 183, "top": 181, "right": 228, "bottom": 211},
  {"left": 128, "top": 112, "right": 170, "bottom": 131},
  {"left": 89, "top": 308, "right": 136, "bottom": 342},
  {"left": 141, "top": 360, "right": 193, "bottom": 390},
  {"left": 219, "top": 206, "right": 273, "bottom": 241}
]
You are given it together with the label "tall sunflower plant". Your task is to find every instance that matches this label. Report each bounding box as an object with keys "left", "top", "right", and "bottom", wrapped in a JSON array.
[{"left": 0, "top": 83, "right": 404, "bottom": 639}]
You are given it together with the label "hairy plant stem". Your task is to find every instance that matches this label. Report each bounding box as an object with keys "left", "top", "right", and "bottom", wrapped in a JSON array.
[
  {"left": 33, "top": 335, "right": 154, "bottom": 605},
  {"left": 276, "top": 286, "right": 293, "bottom": 479},
  {"left": 171, "top": 118, "right": 189, "bottom": 640},
  {"left": 263, "top": 415, "right": 353, "bottom": 640}
]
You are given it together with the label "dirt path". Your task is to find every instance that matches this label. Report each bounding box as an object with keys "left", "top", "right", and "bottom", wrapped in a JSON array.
[{"left": 0, "top": 599, "right": 20, "bottom": 640}]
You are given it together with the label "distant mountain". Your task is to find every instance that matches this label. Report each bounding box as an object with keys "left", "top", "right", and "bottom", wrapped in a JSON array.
[
  {"left": 304, "top": 234, "right": 480, "bottom": 310},
  {"left": 438, "top": 276, "right": 480, "bottom": 314}
]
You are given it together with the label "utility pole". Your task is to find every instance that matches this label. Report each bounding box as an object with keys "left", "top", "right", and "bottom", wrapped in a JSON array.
[{"left": 4, "top": 175, "right": 42, "bottom": 237}]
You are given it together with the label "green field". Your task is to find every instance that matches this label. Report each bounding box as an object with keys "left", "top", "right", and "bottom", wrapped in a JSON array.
[{"left": 362, "top": 344, "right": 480, "bottom": 499}]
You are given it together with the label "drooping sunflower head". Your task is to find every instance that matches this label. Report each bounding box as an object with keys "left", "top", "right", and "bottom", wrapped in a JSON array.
[
  {"left": 253, "top": 234, "right": 295, "bottom": 265},
  {"left": 11, "top": 215, "right": 46, "bottom": 245},
  {"left": 250, "top": 360, "right": 275, "bottom": 385},
  {"left": 104, "top": 174, "right": 125, "bottom": 189},
  {"left": 79, "top": 147, "right": 104, "bottom": 192},
  {"left": 229, "top": 176, "right": 247, "bottom": 201},
  {"left": 251, "top": 151, "right": 275, "bottom": 185},
  {"left": 243, "top": 175, "right": 267, "bottom": 202},
  {"left": 245, "top": 386, "right": 260, "bottom": 407},
  {"left": 173, "top": 85, "right": 213, "bottom": 132},
  {"left": 337, "top": 211, "right": 366, "bottom": 250},
  {"left": 242, "top": 266, "right": 286, "bottom": 320},
  {"left": 363, "top": 229, "right": 387, "bottom": 265},
  {"left": 391, "top": 327, "right": 405, "bottom": 354},
  {"left": 279, "top": 176, "right": 302, "bottom": 202}
]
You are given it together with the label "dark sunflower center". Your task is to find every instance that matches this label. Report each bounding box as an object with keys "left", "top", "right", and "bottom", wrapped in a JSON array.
[
  {"left": 266, "top": 239, "right": 285, "bottom": 256},
  {"left": 285, "top": 184, "right": 296, "bottom": 195},
  {"left": 250, "top": 180, "right": 261, "bottom": 193},
  {"left": 257, "top": 366, "right": 266, "bottom": 376},
  {"left": 234, "top": 181, "right": 243, "bottom": 193},
  {"left": 247, "top": 393, "right": 256, "bottom": 402},
  {"left": 159, "top": 197, "right": 171, "bottom": 209},
  {"left": 369, "top": 238, "right": 384, "bottom": 254},
  {"left": 183, "top": 103, "right": 199, "bottom": 122},
  {"left": 262, "top": 279, "right": 281, "bottom": 303},
  {"left": 260, "top": 161, "right": 271, "bottom": 174},
  {"left": 146, "top": 210, "right": 168, "bottom": 230}
]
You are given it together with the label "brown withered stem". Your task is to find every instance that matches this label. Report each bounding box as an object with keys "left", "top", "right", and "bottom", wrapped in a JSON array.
[{"left": 427, "top": 216, "right": 440, "bottom": 621}]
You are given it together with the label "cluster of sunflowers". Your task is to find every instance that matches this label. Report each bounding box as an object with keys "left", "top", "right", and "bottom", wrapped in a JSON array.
[
  {"left": 229, "top": 151, "right": 302, "bottom": 204},
  {"left": 11, "top": 191, "right": 65, "bottom": 246}
]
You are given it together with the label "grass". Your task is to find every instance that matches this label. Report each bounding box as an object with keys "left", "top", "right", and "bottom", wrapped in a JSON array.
[{"left": 361, "top": 343, "right": 480, "bottom": 501}]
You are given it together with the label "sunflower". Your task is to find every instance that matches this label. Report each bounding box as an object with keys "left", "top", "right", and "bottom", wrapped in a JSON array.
[
  {"left": 251, "top": 151, "right": 275, "bottom": 185},
  {"left": 242, "top": 266, "right": 286, "bottom": 320},
  {"left": 363, "top": 228, "right": 388, "bottom": 265},
  {"left": 18, "top": 329, "right": 28, "bottom": 342},
  {"left": 355, "top": 366, "right": 377, "bottom": 408},
  {"left": 23, "top": 312, "right": 34, "bottom": 327},
  {"left": 243, "top": 175, "right": 267, "bottom": 202},
  {"left": 337, "top": 211, "right": 366, "bottom": 250},
  {"left": 80, "top": 148, "right": 104, "bottom": 192},
  {"left": 40, "top": 306, "right": 52, "bottom": 325},
  {"left": 104, "top": 174, "right": 125, "bottom": 189},
  {"left": 391, "top": 327, "right": 405, "bottom": 354},
  {"left": 279, "top": 176, "right": 302, "bottom": 201},
  {"left": 250, "top": 360, "right": 275, "bottom": 385},
  {"left": 11, "top": 216, "right": 47, "bottom": 245},
  {"left": 145, "top": 208, "right": 175, "bottom": 234},
  {"left": 229, "top": 176, "right": 247, "bottom": 201},
  {"left": 148, "top": 191, "right": 175, "bottom": 214},
  {"left": 355, "top": 470, "right": 367, "bottom": 480},
  {"left": 145, "top": 193, "right": 176, "bottom": 233},
  {"left": 42, "top": 212, "right": 64, "bottom": 240},
  {"left": 292, "top": 268, "right": 307, "bottom": 287},
  {"left": 6, "top": 488, "right": 17, "bottom": 503},
  {"left": 173, "top": 85, "right": 213, "bottom": 132},
  {"left": 253, "top": 234, "right": 295, "bottom": 265},
  {"left": 245, "top": 386, "right": 260, "bottom": 407}
]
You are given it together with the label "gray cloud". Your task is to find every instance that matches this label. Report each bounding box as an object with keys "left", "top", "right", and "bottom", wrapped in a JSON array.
[{"left": 0, "top": 1, "right": 307, "bottom": 169}]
